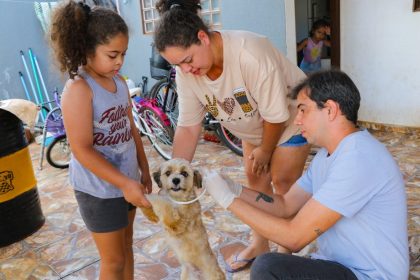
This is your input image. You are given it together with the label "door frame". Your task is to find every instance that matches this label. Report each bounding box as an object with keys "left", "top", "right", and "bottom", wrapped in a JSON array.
[{"left": 285, "top": 0, "right": 340, "bottom": 69}]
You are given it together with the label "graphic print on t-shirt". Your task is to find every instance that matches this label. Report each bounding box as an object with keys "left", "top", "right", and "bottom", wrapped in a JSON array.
[
  {"left": 205, "top": 95, "right": 219, "bottom": 117},
  {"left": 233, "top": 88, "right": 253, "bottom": 113},
  {"left": 216, "top": 97, "right": 235, "bottom": 115},
  {"left": 93, "top": 104, "right": 133, "bottom": 146}
]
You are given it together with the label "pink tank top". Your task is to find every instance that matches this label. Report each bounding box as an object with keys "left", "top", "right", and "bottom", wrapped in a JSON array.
[{"left": 303, "top": 38, "right": 323, "bottom": 64}]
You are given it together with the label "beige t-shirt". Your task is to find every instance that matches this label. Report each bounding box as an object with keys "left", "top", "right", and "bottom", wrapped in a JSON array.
[{"left": 176, "top": 30, "right": 306, "bottom": 146}]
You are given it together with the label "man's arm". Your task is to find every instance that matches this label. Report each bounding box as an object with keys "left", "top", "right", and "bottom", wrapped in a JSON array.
[
  {"left": 172, "top": 123, "right": 202, "bottom": 161},
  {"left": 229, "top": 184, "right": 341, "bottom": 252}
]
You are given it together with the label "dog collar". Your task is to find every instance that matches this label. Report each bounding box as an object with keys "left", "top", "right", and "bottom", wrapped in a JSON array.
[{"left": 168, "top": 186, "right": 207, "bottom": 205}]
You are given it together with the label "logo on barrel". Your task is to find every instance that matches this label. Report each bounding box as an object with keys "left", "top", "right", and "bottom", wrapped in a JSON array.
[{"left": 0, "top": 171, "right": 14, "bottom": 194}]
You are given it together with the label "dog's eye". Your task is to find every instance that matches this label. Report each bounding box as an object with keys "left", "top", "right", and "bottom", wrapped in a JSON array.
[
  {"left": 165, "top": 171, "right": 171, "bottom": 176},
  {"left": 181, "top": 171, "right": 189, "bottom": 177}
]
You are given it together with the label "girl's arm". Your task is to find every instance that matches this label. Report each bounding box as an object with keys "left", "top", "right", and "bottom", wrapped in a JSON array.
[
  {"left": 296, "top": 38, "right": 308, "bottom": 52},
  {"left": 323, "top": 39, "right": 331, "bottom": 47},
  {"left": 61, "top": 79, "right": 151, "bottom": 207},
  {"left": 126, "top": 91, "right": 152, "bottom": 194}
]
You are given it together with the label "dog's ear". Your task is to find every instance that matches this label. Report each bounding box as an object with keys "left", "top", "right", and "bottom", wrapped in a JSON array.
[
  {"left": 193, "top": 170, "right": 202, "bottom": 189},
  {"left": 153, "top": 169, "right": 162, "bottom": 188}
]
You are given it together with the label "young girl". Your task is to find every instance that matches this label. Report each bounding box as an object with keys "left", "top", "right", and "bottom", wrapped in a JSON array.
[
  {"left": 154, "top": 0, "right": 309, "bottom": 273},
  {"left": 297, "top": 19, "right": 331, "bottom": 73},
  {"left": 49, "top": 1, "right": 151, "bottom": 279}
]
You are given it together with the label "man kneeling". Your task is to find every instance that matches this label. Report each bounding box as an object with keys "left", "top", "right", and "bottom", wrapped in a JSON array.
[{"left": 202, "top": 70, "right": 409, "bottom": 280}]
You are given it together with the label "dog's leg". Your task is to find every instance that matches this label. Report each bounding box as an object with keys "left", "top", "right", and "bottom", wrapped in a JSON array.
[
  {"left": 198, "top": 252, "right": 226, "bottom": 280},
  {"left": 147, "top": 195, "right": 182, "bottom": 233},
  {"left": 180, "top": 264, "right": 194, "bottom": 280},
  {"left": 139, "top": 207, "right": 159, "bottom": 223}
]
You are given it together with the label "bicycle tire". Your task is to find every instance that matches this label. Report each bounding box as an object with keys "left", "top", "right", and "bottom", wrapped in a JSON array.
[
  {"left": 139, "top": 106, "right": 174, "bottom": 160},
  {"left": 215, "top": 124, "right": 243, "bottom": 156},
  {"left": 149, "top": 79, "right": 179, "bottom": 129},
  {"left": 46, "top": 134, "right": 71, "bottom": 168}
]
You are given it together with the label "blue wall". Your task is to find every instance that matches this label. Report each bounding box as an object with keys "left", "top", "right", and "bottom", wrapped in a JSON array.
[
  {"left": 0, "top": 0, "right": 62, "bottom": 101},
  {"left": 0, "top": 0, "right": 286, "bottom": 99}
]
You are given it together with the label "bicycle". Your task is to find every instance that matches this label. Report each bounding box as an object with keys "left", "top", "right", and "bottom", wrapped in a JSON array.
[
  {"left": 130, "top": 45, "right": 243, "bottom": 160},
  {"left": 38, "top": 89, "right": 70, "bottom": 169}
]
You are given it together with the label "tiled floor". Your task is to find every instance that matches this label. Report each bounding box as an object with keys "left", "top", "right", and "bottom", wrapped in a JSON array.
[{"left": 0, "top": 129, "right": 419, "bottom": 279}]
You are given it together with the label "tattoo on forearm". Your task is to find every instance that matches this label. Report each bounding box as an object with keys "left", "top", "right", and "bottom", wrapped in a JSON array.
[
  {"left": 255, "top": 192, "right": 274, "bottom": 203},
  {"left": 314, "top": 228, "right": 324, "bottom": 237}
]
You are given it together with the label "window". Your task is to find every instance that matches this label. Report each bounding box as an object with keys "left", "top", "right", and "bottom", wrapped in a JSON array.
[
  {"left": 139, "top": 0, "right": 222, "bottom": 34},
  {"left": 140, "top": 0, "right": 160, "bottom": 34},
  {"left": 201, "top": 0, "right": 222, "bottom": 28},
  {"left": 414, "top": 0, "right": 420, "bottom": 12}
]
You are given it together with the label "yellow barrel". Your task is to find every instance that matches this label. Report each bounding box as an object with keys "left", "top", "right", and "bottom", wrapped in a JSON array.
[{"left": 0, "top": 109, "right": 45, "bottom": 247}]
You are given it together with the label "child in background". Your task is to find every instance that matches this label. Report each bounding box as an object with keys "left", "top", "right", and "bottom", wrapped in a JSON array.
[
  {"left": 49, "top": 1, "right": 152, "bottom": 279},
  {"left": 297, "top": 19, "right": 331, "bottom": 73}
]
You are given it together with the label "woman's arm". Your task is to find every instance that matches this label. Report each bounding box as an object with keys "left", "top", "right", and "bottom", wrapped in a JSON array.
[{"left": 172, "top": 123, "right": 202, "bottom": 161}]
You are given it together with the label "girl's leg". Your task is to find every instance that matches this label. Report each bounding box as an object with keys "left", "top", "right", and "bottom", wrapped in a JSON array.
[
  {"left": 226, "top": 141, "right": 272, "bottom": 271},
  {"left": 123, "top": 208, "right": 136, "bottom": 280},
  {"left": 92, "top": 228, "right": 127, "bottom": 280},
  {"left": 92, "top": 208, "right": 136, "bottom": 280},
  {"left": 75, "top": 192, "right": 137, "bottom": 280},
  {"left": 90, "top": 208, "right": 136, "bottom": 280}
]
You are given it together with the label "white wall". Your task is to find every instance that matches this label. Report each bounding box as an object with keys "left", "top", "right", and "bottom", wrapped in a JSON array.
[{"left": 341, "top": 0, "right": 420, "bottom": 127}]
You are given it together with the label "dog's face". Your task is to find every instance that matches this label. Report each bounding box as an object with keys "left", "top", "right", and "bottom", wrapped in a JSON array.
[{"left": 153, "top": 158, "right": 202, "bottom": 201}]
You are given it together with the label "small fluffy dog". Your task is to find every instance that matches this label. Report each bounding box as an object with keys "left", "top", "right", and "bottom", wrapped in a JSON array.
[{"left": 141, "top": 158, "right": 225, "bottom": 280}]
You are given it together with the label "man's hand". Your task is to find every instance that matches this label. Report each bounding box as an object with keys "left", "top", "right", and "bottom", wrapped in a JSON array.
[
  {"left": 248, "top": 146, "right": 272, "bottom": 176},
  {"left": 202, "top": 169, "right": 243, "bottom": 209},
  {"left": 122, "top": 179, "right": 152, "bottom": 208}
]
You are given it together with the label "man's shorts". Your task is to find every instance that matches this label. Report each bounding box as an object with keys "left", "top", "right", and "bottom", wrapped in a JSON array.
[
  {"left": 74, "top": 190, "right": 136, "bottom": 233},
  {"left": 279, "top": 134, "right": 308, "bottom": 147}
]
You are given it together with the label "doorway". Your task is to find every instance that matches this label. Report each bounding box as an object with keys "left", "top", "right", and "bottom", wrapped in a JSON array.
[{"left": 293, "top": 0, "right": 340, "bottom": 70}]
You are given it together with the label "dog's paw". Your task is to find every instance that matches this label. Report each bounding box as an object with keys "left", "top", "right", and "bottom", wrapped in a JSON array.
[{"left": 140, "top": 207, "right": 159, "bottom": 223}]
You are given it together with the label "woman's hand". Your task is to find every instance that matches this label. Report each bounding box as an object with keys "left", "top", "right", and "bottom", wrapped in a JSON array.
[
  {"left": 249, "top": 146, "right": 272, "bottom": 176},
  {"left": 121, "top": 179, "right": 152, "bottom": 208}
]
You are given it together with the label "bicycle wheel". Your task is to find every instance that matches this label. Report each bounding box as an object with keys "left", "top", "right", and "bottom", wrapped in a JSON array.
[
  {"left": 149, "top": 79, "right": 179, "bottom": 129},
  {"left": 215, "top": 125, "right": 243, "bottom": 156},
  {"left": 139, "top": 106, "right": 174, "bottom": 160},
  {"left": 46, "top": 134, "right": 71, "bottom": 168}
]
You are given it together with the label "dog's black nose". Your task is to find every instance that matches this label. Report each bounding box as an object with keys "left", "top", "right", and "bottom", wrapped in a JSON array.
[{"left": 172, "top": 177, "right": 180, "bottom": 185}]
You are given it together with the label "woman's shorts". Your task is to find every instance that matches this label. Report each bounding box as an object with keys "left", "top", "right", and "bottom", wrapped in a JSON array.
[
  {"left": 279, "top": 134, "right": 308, "bottom": 147},
  {"left": 74, "top": 190, "right": 136, "bottom": 233}
]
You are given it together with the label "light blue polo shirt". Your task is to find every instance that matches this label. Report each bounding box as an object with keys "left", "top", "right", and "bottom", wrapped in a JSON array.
[{"left": 297, "top": 130, "right": 409, "bottom": 280}]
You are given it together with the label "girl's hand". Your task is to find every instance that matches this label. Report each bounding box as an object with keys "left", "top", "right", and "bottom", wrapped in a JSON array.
[
  {"left": 141, "top": 172, "right": 153, "bottom": 194},
  {"left": 249, "top": 146, "right": 272, "bottom": 176},
  {"left": 122, "top": 179, "right": 152, "bottom": 208}
]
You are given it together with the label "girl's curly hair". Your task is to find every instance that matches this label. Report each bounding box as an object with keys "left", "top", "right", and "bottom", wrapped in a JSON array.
[{"left": 49, "top": 1, "right": 128, "bottom": 79}]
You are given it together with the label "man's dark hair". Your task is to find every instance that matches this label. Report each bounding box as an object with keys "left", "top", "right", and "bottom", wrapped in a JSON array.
[{"left": 290, "top": 70, "right": 361, "bottom": 124}]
